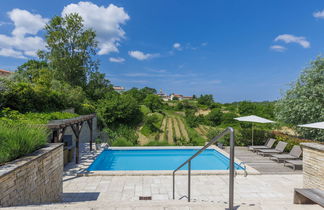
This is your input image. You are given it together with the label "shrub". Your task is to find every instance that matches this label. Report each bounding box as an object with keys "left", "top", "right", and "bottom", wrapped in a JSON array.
[
  {"left": 111, "top": 137, "right": 134, "bottom": 146},
  {"left": 145, "top": 140, "right": 170, "bottom": 146},
  {"left": 0, "top": 122, "right": 49, "bottom": 164},
  {"left": 0, "top": 108, "right": 79, "bottom": 124},
  {"left": 104, "top": 125, "right": 138, "bottom": 145},
  {"left": 205, "top": 108, "right": 223, "bottom": 126}
]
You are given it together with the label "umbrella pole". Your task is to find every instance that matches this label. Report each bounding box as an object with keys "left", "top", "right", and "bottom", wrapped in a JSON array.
[{"left": 252, "top": 123, "right": 254, "bottom": 146}]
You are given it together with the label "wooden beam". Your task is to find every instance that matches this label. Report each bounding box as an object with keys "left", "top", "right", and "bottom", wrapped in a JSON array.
[
  {"left": 87, "top": 119, "right": 93, "bottom": 151},
  {"left": 71, "top": 122, "right": 84, "bottom": 164},
  {"left": 58, "top": 127, "right": 66, "bottom": 143}
]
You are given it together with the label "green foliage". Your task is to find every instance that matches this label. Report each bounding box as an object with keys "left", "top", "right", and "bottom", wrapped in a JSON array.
[
  {"left": 275, "top": 57, "right": 324, "bottom": 141},
  {"left": 197, "top": 94, "right": 214, "bottom": 107},
  {"left": 144, "top": 94, "right": 163, "bottom": 112},
  {"left": 0, "top": 122, "right": 49, "bottom": 164},
  {"left": 0, "top": 77, "right": 86, "bottom": 113},
  {"left": 140, "top": 105, "right": 151, "bottom": 115},
  {"left": 0, "top": 108, "right": 79, "bottom": 124},
  {"left": 272, "top": 131, "right": 316, "bottom": 152},
  {"left": 143, "top": 115, "right": 160, "bottom": 133},
  {"left": 39, "top": 13, "right": 98, "bottom": 88},
  {"left": 86, "top": 72, "right": 113, "bottom": 101},
  {"left": 184, "top": 109, "right": 199, "bottom": 128},
  {"left": 205, "top": 108, "right": 223, "bottom": 126},
  {"left": 145, "top": 140, "right": 170, "bottom": 146},
  {"left": 15, "top": 60, "right": 49, "bottom": 83},
  {"left": 221, "top": 112, "right": 239, "bottom": 127},
  {"left": 104, "top": 125, "right": 138, "bottom": 146},
  {"left": 111, "top": 137, "right": 134, "bottom": 146},
  {"left": 96, "top": 93, "right": 143, "bottom": 128}
]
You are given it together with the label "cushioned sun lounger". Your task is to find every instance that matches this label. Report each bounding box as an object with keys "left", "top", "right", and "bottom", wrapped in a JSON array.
[
  {"left": 248, "top": 138, "right": 276, "bottom": 152},
  {"left": 257, "top": 141, "right": 287, "bottom": 156},
  {"left": 270, "top": 145, "right": 302, "bottom": 162},
  {"left": 283, "top": 159, "right": 303, "bottom": 170}
]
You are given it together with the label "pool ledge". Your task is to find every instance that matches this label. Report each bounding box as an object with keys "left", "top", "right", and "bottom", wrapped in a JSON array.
[{"left": 77, "top": 146, "right": 260, "bottom": 176}]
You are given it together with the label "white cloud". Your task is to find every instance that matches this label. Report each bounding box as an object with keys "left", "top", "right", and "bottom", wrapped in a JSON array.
[
  {"left": 0, "top": 48, "right": 26, "bottom": 59},
  {"left": 173, "top": 43, "right": 181, "bottom": 50},
  {"left": 274, "top": 34, "right": 310, "bottom": 48},
  {"left": 62, "top": 1, "right": 130, "bottom": 55},
  {"left": 0, "top": 9, "right": 47, "bottom": 59},
  {"left": 109, "top": 57, "right": 125, "bottom": 63},
  {"left": 313, "top": 10, "right": 324, "bottom": 19},
  {"left": 8, "top": 9, "right": 48, "bottom": 36},
  {"left": 270, "top": 45, "right": 286, "bottom": 52},
  {"left": 128, "top": 50, "right": 158, "bottom": 60}
]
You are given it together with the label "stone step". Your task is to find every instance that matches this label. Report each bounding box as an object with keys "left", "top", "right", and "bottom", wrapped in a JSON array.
[{"left": 2, "top": 200, "right": 322, "bottom": 210}]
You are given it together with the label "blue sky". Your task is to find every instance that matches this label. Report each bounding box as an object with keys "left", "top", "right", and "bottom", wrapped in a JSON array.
[{"left": 1, "top": 0, "right": 324, "bottom": 102}]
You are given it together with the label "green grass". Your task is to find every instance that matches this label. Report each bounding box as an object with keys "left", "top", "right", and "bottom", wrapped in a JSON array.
[{"left": 0, "top": 122, "right": 49, "bottom": 164}]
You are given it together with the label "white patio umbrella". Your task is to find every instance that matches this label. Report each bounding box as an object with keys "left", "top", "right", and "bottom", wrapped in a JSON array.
[
  {"left": 234, "top": 115, "right": 275, "bottom": 146},
  {"left": 298, "top": 121, "right": 324, "bottom": 129}
]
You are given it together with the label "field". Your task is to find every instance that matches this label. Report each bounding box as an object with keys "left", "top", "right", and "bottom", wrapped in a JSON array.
[{"left": 138, "top": 108, "right": 204, "bottom": 145}]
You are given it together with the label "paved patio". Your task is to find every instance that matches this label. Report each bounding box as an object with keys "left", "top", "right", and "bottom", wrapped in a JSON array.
[{"left": 3, "top": 144, "right": 322, "bottom": 209}]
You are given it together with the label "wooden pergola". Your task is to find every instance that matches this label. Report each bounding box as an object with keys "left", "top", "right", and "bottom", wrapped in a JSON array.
[{"left": 47, "top": 114, "right": 96, "bottom": 164}]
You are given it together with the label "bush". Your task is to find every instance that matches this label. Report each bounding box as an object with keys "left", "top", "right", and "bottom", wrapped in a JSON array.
[
  {"left": 272, "top": 131, "right": 317, "bottom": 152},
  {"left": 0, "top": 122, "right": 49, "bottom": 164},
  {"left": 111, "top": 137, "right": 134, "bottom": 146},
  {"left": 0, "top": 108, "right": 79, "bottom": 124},
  {"left": 145, "top": 140, "right": 170, "bottom": 146},
  {"left": 96, "top": 93, "right": 143, "bottom": 128},
  {"left": 205, "top": 108, "right": 223, "bottom": 126},
  {"left": 104, "top": 125, "right": 138, "bottom": 145}
]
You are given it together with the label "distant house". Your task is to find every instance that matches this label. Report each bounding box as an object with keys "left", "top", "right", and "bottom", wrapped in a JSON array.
[
  {"left": 182, "top": 96, "right": 193, "bottom": 100},
  {"left": 156, "top": 89, "right": 169, "bottom": 101},
  {"left": 0, "top": 69, "right": 12, "bottom": 77},
  {"left": 170, "top": 93, "right": 193, "bottom": 101},
  {"left": 113, "top": 86, "right": 125, "bottom": 93}
]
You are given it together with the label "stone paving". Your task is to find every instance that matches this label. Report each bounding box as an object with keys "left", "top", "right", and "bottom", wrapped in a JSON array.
[{"left": 3, "top": 144, "right": 322, "bottom": 209}]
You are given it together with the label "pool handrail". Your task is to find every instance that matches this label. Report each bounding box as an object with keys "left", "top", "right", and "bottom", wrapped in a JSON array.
[{"left": 172, "top": 127, "right": 235, "bottom": 210}]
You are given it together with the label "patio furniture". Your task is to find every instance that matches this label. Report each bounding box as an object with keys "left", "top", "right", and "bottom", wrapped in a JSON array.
[
  {"left": 257, "top": 141, "right": 287, "bottom": 156},
  {"left": 294, "top": 188, "right": 324, "bottom": 207},
  {"left": 270, "top": 145, "right": 302, "bottom": 162},
  {"left": 284, "top": 159, "right": 303, "bottom": 170},
  {"left": 248, "top": 138, "right": 276, "bottom": 152}
]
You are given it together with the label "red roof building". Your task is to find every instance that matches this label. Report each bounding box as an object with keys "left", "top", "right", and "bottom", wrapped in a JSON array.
[{"left": 0, "top": 69, "right": 12, "bottom": 77}]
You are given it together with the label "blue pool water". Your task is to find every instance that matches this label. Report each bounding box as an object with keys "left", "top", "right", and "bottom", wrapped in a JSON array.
[{"left": 87, "top": 149, "right": 243, "bottom": 171}]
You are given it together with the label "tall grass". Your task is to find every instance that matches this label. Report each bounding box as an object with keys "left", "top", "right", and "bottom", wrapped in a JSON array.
[{"left": 0, "top": 122, "right": 49, "bottom": 164}]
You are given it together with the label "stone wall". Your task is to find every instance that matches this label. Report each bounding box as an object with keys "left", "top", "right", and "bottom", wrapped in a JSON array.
[
  {"left": 301, "top": 143, "right": 324, "bottom": 190},
  {"left": 0, "top": 143, "right": 63, "bottom": 207}
]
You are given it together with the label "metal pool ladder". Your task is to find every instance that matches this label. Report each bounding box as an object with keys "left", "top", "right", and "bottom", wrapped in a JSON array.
[{"left": 172, "top": 127, "right": 236, "bottom": 210}]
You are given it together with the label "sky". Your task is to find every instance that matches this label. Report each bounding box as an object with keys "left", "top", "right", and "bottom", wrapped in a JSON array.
[{"left": 1, "top": 0, "right": 324, "bottom": 102}]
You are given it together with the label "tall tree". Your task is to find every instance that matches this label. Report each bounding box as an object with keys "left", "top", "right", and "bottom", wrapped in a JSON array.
[
  {"left": 39, "top": 13, "right": 98, "bottom": 87},
  {"left": 275, "top": 57, "right": 324, "bottom": 141},
  {"left": 86, "top": 72, "right": 113, "bottom": 101}
]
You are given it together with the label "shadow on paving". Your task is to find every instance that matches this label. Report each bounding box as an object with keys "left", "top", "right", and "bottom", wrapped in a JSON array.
[{"left": 62, "top": 192, "right": 100, "bottom": 202}]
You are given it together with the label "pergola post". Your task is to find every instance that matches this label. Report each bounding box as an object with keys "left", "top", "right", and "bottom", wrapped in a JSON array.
[
  {"left": 71, "top": 122, "right": 84, "bottom": 164},
  {"left": 87, "top": 119, "right": 93, "bottom": 151}
]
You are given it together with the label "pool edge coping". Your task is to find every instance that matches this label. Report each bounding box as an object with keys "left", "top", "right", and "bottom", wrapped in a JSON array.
[{"left": 77, "top": 146, "right": 261, "bottom": 176}]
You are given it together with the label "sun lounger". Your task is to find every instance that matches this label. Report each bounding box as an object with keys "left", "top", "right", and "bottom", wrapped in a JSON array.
[
  {"left": 257, "top": 141, "right": 287, "bottom": 156},
  {"left": 248, "top": 138, "right": 276, "bottom": 152},
  {"left": 283, "top": 159, "right": 303, "bottom": 170},
  {"left": 270, "top": 145, "right": 302, "bottom": 162}
]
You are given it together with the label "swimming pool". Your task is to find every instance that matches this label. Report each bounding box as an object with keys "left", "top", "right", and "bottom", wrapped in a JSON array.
[{"left": 87, "top": 148, "right": 244, "bottom": 171}]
